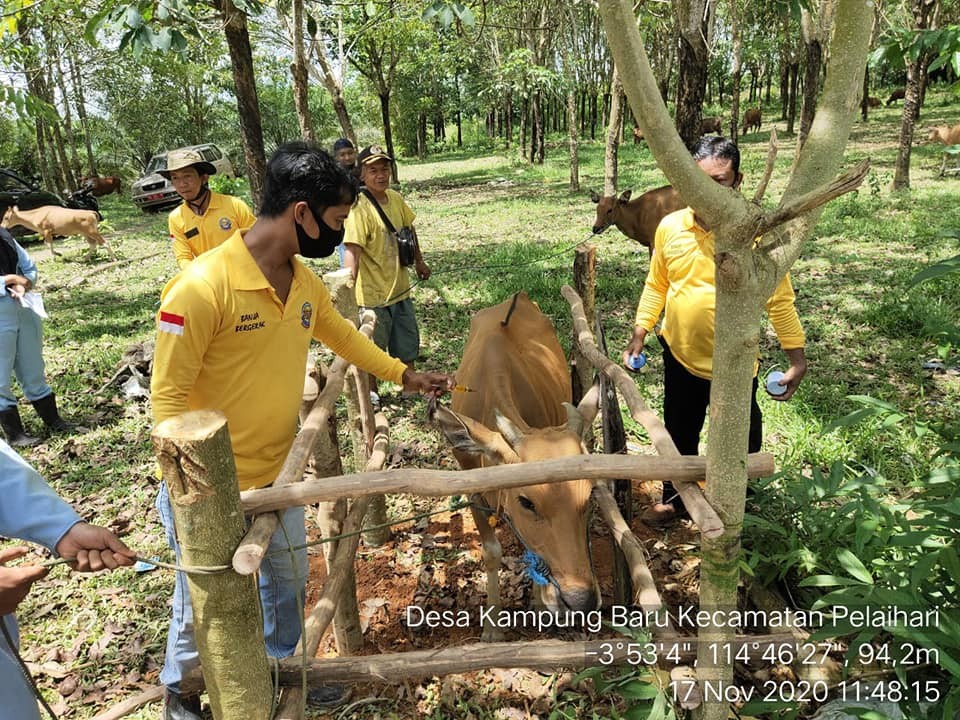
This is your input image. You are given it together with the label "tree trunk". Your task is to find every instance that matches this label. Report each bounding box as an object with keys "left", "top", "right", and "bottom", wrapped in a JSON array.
[
  {"left": 67, "top": 49, "right": 97, "bottom": 176},
  {"left": 786, "top": 62, "right": 800, "bottom": 135},
  {"left": 505, "top": 91, "right": 513, "bottom": 149},
  {"left": 215, "top": 0, "right": 266, "bottom": 208},
  {"left": 153, "top": 410, "right": 273, "bottom": 720},
  {"left": 604, "top": 68, "right": 624, "bottom": 196},
  {"left": 674, "top": 0, "right": 713, "bottom": 147},
  {"left": 728, "top": 0, "right": 742, "bottom": 143},
  {"left": 568, "top": 87, "right": 580, "bottom": 191},
  {"left": 311, "top": 37, "right": 356, "bottom": 145},
  {"left": 290, "top": 0, "right": 315, "bottom": 142},
  {"left": 893, "top": 0, "right": 937, "bottom": 190},
  {"left": 379, "top": 93, "right": 398, "bottom": 184}
]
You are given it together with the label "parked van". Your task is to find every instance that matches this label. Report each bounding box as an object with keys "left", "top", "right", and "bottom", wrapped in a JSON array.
[{"left": 131, "top": 143, "right": 235, "bottom": 212}]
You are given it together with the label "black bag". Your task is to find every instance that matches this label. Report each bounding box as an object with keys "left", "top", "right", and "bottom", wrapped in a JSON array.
[{"left": 362, "top": 189, "right": 416, "bottom": 267}]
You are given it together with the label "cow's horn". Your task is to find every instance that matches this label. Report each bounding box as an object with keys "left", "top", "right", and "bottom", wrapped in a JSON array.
[
  {"left": 494, "top": 409, "right": 523, "bottom": 450},
  {"left": 563, "top": 402, "right": 584, "bottom": 438}
]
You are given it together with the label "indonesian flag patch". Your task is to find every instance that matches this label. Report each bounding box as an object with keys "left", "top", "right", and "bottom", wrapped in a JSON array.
[{"left": 159, "top": 311, "right": 185, "bottom": 336}]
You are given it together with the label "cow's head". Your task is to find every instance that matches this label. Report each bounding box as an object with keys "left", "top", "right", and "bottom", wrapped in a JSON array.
[
  {"left": 590, "top": 189, "right": 632, "bottom": 235},
  {"left": 437, "top": 398, "right": 601, "bottom": 613}
]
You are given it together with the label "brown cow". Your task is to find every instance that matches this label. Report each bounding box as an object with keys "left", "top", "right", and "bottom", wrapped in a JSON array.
[
  {"left": 632, "top": 125, "right": 645, "bottom": 144},
  {"left": 590, "top": 185, "right": 685, "bottom": 255},
  {"left": 867, "top": 97, "right": 882, "bottom": 108},
  {"left": 701, "top": 116, "right": 722, "bottom": 134},
  {"left": 741, "top": 107, "right": 762, "bottom": 134},
  {"left": 436, "top": 292, "right": 600, "bottom": 641},
  {"left": 886, "top": 88, "right": 906, "bottom": 106},
  {"left": 928, "top": 123, "right": 960, "bottom": 176},
  {"left": 79, "top": 176, "right": 122, "bottom": 196},
  {"left": 1, "top": 205, "right": 115, "bottom": 259}
]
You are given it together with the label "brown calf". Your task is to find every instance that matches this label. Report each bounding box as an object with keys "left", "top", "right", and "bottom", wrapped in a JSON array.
[
  {"left": 590, "top": 185, "right": 685, "bottom": 255},
  {"left": 928, "top": 123, "right": 960, "bottom": 176},
  {"left": 1, "top": 205, "right": 115, "bottom": 259},
  {"left": 741, "top": 107, "right": 762, "bottom": 134},
  {"left": 80, "top": 176, "right": 122, "bottom": 197},
  {"left": 632, "top": 125, "right": 645, "bottom": 144},
  {"left": 886, "top": 88, "right": 905, "bottom": 106},
  {"left": 701, "top": 116, "right": 722, "bottom": 134}
]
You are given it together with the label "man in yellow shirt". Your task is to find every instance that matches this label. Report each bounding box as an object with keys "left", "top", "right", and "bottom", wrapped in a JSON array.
[
  {"left": 623, "top": 136, "right": 807, "bottom": 525},
  {"left": 343, "top": 145, "right": 430, "bottom": 368},
  {"left": 161, "top": 148, "right": 256, "bottom": 270},
  {"left": 151, "top": 142, "right": 454, "bottom": 719}
]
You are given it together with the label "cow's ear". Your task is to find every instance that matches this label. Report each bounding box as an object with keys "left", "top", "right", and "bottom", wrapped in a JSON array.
[
  {"left": 619, "top": 189, "right": 632, "bottom": 202},
  {"left": 574, "top": 381, "right": 600, "bottom": 433},
  {"left": 435, "top": 407, "right": 519, "bottom": 464},
  {"left": 589, "top": 190, "right": 600, "bottom": 203}
]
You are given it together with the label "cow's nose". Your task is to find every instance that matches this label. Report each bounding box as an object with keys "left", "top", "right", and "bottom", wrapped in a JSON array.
[
  {"left": 561, "top": 585, "right": 599, "bottom": 612},
  {"left": 592, "top": 225, "right": 604, "bottom": 234}
]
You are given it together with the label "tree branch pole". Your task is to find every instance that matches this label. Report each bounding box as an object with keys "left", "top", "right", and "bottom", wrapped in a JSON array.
[
  {"left": 560, "top": 284, "right": 726, "bottom": 538},
  {"left": 274, "top": 412, "right": 388, "bottom": 720},
  {"left": 750, "top": 128, "right": 779, "bottom": 206},
  {"left": 232, "top": 316, "right": 376, "bottom": 575},
  {"left": 240, "top": 453, "right": 774, "bottom": 515},
  {"left": 152, "top": 410, "right": 273, "bottom": 720}
]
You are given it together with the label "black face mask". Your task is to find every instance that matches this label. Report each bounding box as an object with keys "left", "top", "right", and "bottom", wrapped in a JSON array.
[{"left": 295, "top": 208, "right": 344, "bottom": 258}]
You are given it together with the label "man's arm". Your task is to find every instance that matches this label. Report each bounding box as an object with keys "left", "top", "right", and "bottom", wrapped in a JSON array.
[
  {"left": 411, "top": 227, "right": 430, "bottom": 281},
  {"left": 343, "top": 243, "right": 361, "bottom": 282},
  {"left": 168, "top": 212, "right": 194, "bottom": 271},
  {"left": 766, "top": 273, "right": 807, "bottom": 402}
]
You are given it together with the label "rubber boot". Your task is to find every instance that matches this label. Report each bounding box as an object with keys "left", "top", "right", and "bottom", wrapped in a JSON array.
[
  {"left": 31, "top": 393, "right": 71, "bottom": 433},
  {"left": 0, "top": 407, "right": 40, "bottom": 447}
]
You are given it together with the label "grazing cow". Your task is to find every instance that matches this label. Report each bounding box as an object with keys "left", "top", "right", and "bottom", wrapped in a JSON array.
[
  {"left": 741, "top": 107, "right": 762, "bottom": 134},
  {"left": 436, "top": 292, "right": 600, "bottom": 641},
  {"left": 590, "top": 185, "right": 685, "bottom": 255},
  {"left": 1, "top": 205, "right": 115, "bottom": 259},
  {"left": 701, "top": 116, "right": 722, "bottom": 134},
  {"left": 79, "top": 176, "right": 122, "bottom": 197},
  {"left": 867, "top": 97, "right": 882, "bottom": 108},
  {"left": 928, "top": 123, "right": 960, "bottom": 176},
  {"left": 886, "top": 88, "right": 906, "bottom": 106}
]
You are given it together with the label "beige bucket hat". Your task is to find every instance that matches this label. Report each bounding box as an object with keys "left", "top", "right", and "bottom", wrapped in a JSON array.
[{"left": 158, "top": 148, "right": 217, "bottom": 178}]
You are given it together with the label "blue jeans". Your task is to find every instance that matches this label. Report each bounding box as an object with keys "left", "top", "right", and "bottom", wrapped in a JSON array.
[
  {"left": 0, "top": 297, "right": 52, "bottom": 411},
  {"left": 155, "top": 483, "right": 308, "bottom": 693},
  {"left": 1, "top": 615, "right": 42, "bottom": 720}
]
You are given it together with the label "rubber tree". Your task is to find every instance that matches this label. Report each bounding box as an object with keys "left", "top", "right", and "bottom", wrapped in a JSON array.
[{"left": 597, "top": 1, "right": 873, "bottom": 717}]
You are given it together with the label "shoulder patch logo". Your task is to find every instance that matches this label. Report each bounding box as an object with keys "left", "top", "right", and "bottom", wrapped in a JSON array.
[
  {"left": 219, "top": 217, "right": 233, "bottom": 231},
  {"left": 300, "top": 302, "right": 313, "bottom": 329}
]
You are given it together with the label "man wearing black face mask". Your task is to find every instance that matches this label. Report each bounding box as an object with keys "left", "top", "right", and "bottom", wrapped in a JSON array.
[{"left": 150, "top": 142, "right": 455, "bottom": 720}]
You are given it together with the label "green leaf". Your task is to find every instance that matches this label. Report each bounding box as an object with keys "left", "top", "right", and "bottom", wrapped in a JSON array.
[
  {"left": 619, "top": 682, "right": 660, "bottom": 700},
  {"left": 306, "top": 13, "right": 317, "bottom": 37},
  {"left": 909, "top": 254, "right": 960, "bottom": 287},
  {"left": 837, "top": 549, "right": 874, "bottom": 584},
  {"left": 798, "top": 574, "right": 865, "bottom": 587}
]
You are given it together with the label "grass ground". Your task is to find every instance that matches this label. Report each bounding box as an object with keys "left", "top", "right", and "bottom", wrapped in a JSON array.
[{"left": 5, "top": 91, "right": 960, "bottom": 719}]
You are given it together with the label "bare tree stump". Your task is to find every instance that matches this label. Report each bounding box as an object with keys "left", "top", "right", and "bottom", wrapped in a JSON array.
[{"left": 152, "top": 410, "right": 272, "bottom": 720}]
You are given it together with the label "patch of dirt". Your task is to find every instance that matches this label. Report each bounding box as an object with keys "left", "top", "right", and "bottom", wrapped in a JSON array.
[{"left": 302, "top": 476, "right": 705, "bottom": 717}]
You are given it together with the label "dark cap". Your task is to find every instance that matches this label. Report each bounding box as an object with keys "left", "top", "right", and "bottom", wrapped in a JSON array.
[
  {"left": 357, "top": 144, "right": 393, "bottom": 166},
  {"left": 333, "top": 138, "right": 355, "bottom": 152}
]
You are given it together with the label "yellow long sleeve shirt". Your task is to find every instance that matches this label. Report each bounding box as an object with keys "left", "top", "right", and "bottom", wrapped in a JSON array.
[
  {"left": 151, "top": 232, "right": 406, "bottom": 490},
  {"left": 634, "top": 208, "right": 805, "bottom": 380},
  {"left": 168, "top": 191, "right": 256, "bottom": 270}
]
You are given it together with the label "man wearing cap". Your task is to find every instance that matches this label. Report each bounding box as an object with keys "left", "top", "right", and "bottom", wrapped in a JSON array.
[
  {"left": 343, "top": 145, "right": 430, "bottom": 371},
  {"left": 161, "top": 148, "right": 256, "bottom": 271}
]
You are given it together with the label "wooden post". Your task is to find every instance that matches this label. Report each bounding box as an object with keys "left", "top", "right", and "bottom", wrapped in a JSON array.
[
  {"left": 594, "top": 314, "right": 632, "bottom": 606},
  {"left": 152, "top": 410, "right": 273, "bottom": 720},
  {"left": 571, "top": 245, "right": 596, "bottom": 406}
]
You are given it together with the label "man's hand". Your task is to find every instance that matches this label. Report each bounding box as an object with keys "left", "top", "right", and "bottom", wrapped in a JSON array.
[
  {"left": 0, "top": 546, "right": 47, "bottom": 615},
  {"left": 54, "top": 522, "right": 137, "bottom": 572},
  {"left": 772, "top": 348, "right": 807, "bottom": 402},
  {"left": 401, "top": 368, "right": 455, "bottom": 399},
  {"left": 415, "top": 259, "right": 431, "bottom": 281},
  {"left": 622, "top": 326, "right": 649, "bottom": 368}
]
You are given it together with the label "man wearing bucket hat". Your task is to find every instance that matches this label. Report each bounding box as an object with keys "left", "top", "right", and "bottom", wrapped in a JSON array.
[
  {"left": 343, "top": 145, "right": 430, "bottom": 381},
  {"left": 160, "top": 148, "right": 256, "bottom": 271}
]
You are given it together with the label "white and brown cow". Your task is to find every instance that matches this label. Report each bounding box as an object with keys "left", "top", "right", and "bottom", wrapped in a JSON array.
[{"left": 436, "top": 292, "right": 600, "bottom": 641}]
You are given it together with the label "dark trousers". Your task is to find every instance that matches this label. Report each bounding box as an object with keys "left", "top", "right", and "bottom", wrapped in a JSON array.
[{"left": 659, "top": 336, "right": 762, "bottom": 511}]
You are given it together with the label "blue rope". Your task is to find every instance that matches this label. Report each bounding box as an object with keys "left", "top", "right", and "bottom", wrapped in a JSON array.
[{"left": 523, "top": 549, "right": 551, "bottom": 586}]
